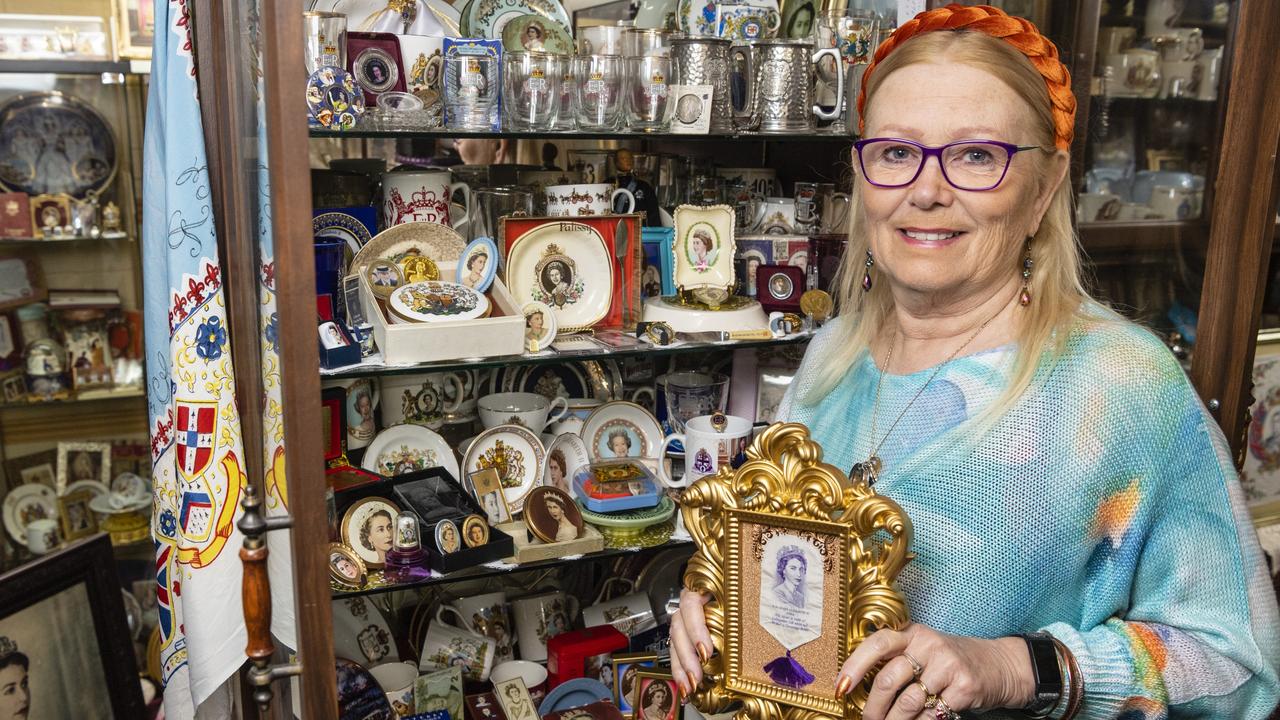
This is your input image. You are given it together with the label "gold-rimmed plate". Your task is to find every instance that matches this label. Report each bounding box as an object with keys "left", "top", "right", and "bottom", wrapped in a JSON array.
[
  {"left": 351, "top": 220, "right": 467, "bottom": 274},
  {"left": 505, "top": 221, "right": 615, "bottom": 333}
]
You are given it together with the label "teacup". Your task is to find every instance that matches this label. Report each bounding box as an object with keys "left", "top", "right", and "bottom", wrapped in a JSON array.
[
  {"left": 381, "top": 373, "right": 465, "bottom": 430},
  {"left": 583, "top": 578, "right": 657, "bottom": 637},
  {"left": 661, "top": 413, "right": 753, "bottom": 485},
  {"left": 545, "top": 183, "right": 636, "bottom": 216},
  {"left": 369, "top": 661, "right": 417, "bottom": 716},
  {"left": 419, "top": 616, "right": 498, "bottom": 682},
  {"left": 478, "top": 392, "right": 569, "bottom": 433},
  {"left": 512, "top": 591, "right": 580, "bottom": 662},
  {"left": 438, "top": 591, "right": 516, "bottom": 663},
  {"left": 26, "top": 519, "right": 58, "bottom": 555},
  {"left": 490, "top": 660, "right": 550, "bottom": 708}
]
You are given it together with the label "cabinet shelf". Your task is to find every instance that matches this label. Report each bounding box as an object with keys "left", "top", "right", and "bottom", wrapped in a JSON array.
[
  {"left": 0, "top": 386, "right": 145, "bottom": 410},
  {"left": 310, "top": 127, "right": 855, "bottom": 143},
  {"left": 321, "top": 332, "right": 812, "bottom": 379},
  {"left": 1079, "top": 219, "right": 1209, "bottom": 253},
  {"left": 0, "top": 59, "right": 133, "bottom": 75},
  {"left": 332, "top": 538, "right": 691, "bottom": 599},
  {"left": 0, "top": 231, "right": 129, "bottom": 246}
]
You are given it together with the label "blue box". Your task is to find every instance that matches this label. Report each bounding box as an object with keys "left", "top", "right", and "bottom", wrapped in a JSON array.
[
  {"left": 572, "top": 460, "right": 661, "bottom": 513},
  {"left": 640, "top": 227, "right": 675, "bottom": 297}
]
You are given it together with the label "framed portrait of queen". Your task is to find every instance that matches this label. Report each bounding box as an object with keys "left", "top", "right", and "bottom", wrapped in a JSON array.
[{"left": 672, "top": 205, "right": 735, "bottom": 292}]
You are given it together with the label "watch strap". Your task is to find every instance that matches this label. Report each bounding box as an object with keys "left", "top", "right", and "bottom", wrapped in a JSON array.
[{"left": 1019, "top": 632, "right": 1063, "bottom": 718}]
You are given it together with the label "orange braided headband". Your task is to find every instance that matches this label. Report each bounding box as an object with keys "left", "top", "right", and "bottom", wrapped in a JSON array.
[{"left": 855, "top": 3, "right": 1076, "bottom": 150}]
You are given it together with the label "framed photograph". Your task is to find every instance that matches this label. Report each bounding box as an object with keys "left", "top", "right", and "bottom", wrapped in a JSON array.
[
  {"left": 29, "top": 194, "right": 70, "bottom": 237},
  {"left": 64, "top": 322, "right": 114, "bottom": 390},
  {"left": 469, "top": 467, "right": 512, "bottom": 525},
  {"left": 0, "top": 256, "right": 45, "bottom": 311},
  {"left": 465, "top": 692, "right": 503, "bottom": 720},
  {"left": 114, "top": 0, "right": 155, "bottom": 59},
  {"left": 0, "top": 534, "right": 145, "bottom": 716},
  {"left": 494, "top": 676, "right": 540, "bottom": 720},
  {"left": 754, "top": 366, "right": 796, "bottom": 425},
  {"left": 0, "top": 370, "right": 24, "bottom": 404},
  {"left": 613, "top": 652, "right": 657, "bottom": 714},
  {"left": 672, "top": 205, "right": 736, "bottom": 292},
  {"left": 328, "top": 542, "right": 368, "bottom": 587},
  {"left": 462, "top": 514, "right": 490, "bottom": 548},
  {"left": 680, "top": 424, "right": 910, "bottom": 720},
  {"left": 4, "top": 450, "right": 56, "bottom": 491},
  {"left": 1242, "top": 330, "right": 1280, "bottom": 526},
  {"left": 57, "top": 489, "right": 98, "bottom": 540},
  {"left": 339, "top": 496, "right": 401, "bottom": 569},
  {"left": 632, "top": 670, "right": 680, "bottom": 720},
  {"left": 54, "top": 442, "right": 110, "bottom": 495}
]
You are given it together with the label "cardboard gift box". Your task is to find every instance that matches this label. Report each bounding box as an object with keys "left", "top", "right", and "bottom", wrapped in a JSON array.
[{"left": 546, "top": 625, "right": 629, "bottom": 689}]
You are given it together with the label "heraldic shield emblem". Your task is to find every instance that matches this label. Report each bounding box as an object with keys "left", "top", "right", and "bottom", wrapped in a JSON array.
[{"left": 177, "top": 400, "right": 217, "bottom": 480}]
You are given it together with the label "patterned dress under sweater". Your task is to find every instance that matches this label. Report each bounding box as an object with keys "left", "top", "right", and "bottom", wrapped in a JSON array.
[{"left": 778, "top": 309, "right": 1280, "bottom": 719}]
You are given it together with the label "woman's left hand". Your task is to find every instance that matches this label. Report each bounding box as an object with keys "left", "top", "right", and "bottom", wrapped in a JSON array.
[{"left": 835, "top": 623, "right": 1034, "bottom": 720}]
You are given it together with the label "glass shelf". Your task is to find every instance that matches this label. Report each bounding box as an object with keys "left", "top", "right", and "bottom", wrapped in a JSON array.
[
  {"left": 332, "top": 538, "right": 692, "bottom": 599},
  {"left": 0, "top": 387, "right": 145, "bottom": 410},
  {"left": 321, "top": 331, "right": 813, "bottom": 379},
  {"left": 310, "top": 127, "right": 855, "bottom": 143},
  {"left": 0, "top": 231, "right": 130, "bottom": 246},
  {"left": 0, "top": 59, "right": 133, "bottom": 75}
]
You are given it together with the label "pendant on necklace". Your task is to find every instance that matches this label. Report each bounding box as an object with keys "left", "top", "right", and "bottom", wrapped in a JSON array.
[{"left": 850, "top": 455, "right": 882, "bottom": 486}]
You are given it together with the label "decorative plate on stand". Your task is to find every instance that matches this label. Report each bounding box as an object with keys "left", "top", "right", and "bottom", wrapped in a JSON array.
[
  {"left": 0, "top": 91, "right": 117, "bottom": 198},
  {"left": 306, "top": 66, "right": 367, "bottom": 130},
  {"left": 462, "top": 424, "right": 547, "bottom": 513},
  {"left": 362, "top": 423, "right": 460, "bottom": 479},
  {"left": 504, "top": 221, "right": 614, "bottom": 333},
  {"left": 580, "top": 401, "right": 664, "bottom": 462},
  {"left": 2, "top": 483, "right": 56, "bottom": 546}
]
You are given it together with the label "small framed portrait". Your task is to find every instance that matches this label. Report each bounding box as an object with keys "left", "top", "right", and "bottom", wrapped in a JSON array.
[
  {"left": 55, "top": 442, "right": 110, "bottom": 495},
  {"left": 57, "top": 490, "right": 98, "bottom": 540},
  {"left": 435, "top": 518, "right": 461, "bottom": 554},
  {"left": 5, "top": 449, "right": 57, "bottom": 489},
  {"left": 494, "top": 676, "right": 540, "bottom": 720},
  {"left": 633, "top": 670, "right": 680, "bottom": 720},
  {"left": 523, "top": 486, "right": 583, "bottom": 544},
  {"left": 116, "top": 0, "right": 155, "bottom": 59},
  {"left": 613, "top": 652, "right": 657, "bottom": 713},
  {"left": 366, "top": 260, "right": 405, "bottom": 299},
  {"left": 461, "top": 514, "right": 490, "bottom": 548},
  {"left": 319, "top": 321, "right": 351, "bottom": 350},
  {"left": 64, "top": 322, "right": 113, "bottom": 390},
  {"left": 0, "top": 370, "right": 24, "bottom": 404},
  {"left": 469, "top": 467, "right": 512, "bottom": 525},
  {"left": 672, "top": 205, "right": 735, "bottom": 292},
  {"left": 328, "top": 542, "right": 368, "bottom": 588},
  {"left": 521, "top": 301, "right": 557, "bottom": 353},
  {"left": 0, "top": 535, "right": 146, "bottom": 716},
  {"left": 29, "top": 194, "right": 70, "bottom": 236},
  {"left": 465, "top": 691, "right": 503, "bottom": 720},
  {"left": 755, "top": 264, "right": 804, "bottom": 314},
  {"left": 458, "top": 236, "right": 498, "bottom": 293},
  {"left": 343, "top": 378, "right": 380, "bottom": 446},
  {"left": 339, "top": 496, "right": 400, "bottom": 568},
  {"left": 594, "top": 420, "right": 643, "bottom": 460}
]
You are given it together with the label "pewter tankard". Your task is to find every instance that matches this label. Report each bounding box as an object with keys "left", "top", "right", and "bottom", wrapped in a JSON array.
[
  {"left": 671, "top": 36, "right": 734, "bottom": 133},
  {"left": 732, "top": 39, "right": 842, "bottom": 132}
]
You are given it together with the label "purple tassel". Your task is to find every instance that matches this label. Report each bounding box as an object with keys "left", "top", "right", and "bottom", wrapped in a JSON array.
[{"left": 763, "top": 650, "right": 814, "bottom": 689}]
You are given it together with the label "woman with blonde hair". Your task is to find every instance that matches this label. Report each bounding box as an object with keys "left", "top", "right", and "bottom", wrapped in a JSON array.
[{"left": 669, "top": 5, "right": 1279, "bottom": 719}]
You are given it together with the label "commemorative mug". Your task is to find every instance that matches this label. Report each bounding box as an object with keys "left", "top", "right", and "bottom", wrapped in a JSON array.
[
  {"left": 442, "top": 369, "right": 480, "bottom": 424},
  {"left": 25, "top": 518, "right": 58, "bottom": 555},
  {"left": 369, "top": 661, "right": 417, "bottom": 716},
  {"left": 303, "top": 11, "right": 347, "bottom": 75},
  {"left": 1106, "top": 50, "right": 1160, "bottom": 98},
  {"left": 717, "top": 4, "right": 780, "bottom": 40},
  {"left": 1143, "top": 0, "right": 1184, "bottom": 38},
  {"left": 381, "top": 373, "right": 465, "bottom": 430},
  {"left": 518, "top": 170, "right": 582, "bottom": 213},
  {"left": 491, "top": 660, "right": 549, "bottom": 708},
  {"left": 1152, "top": 27, "right": 1203, "bottom": 62},
  {"left": 661, "top": 413, "right": 753, "bottom": 484},
  {"left": 732, "top": 40, "right": 841, "bottom": 132},
  {"left": 583, "top": 578, "right": 657, "bottom": 637},
  {"left": 1076, "top": 192, "right": 1122, "bottom": 223},
  {"left": 323, "top": 376, "right": 381, "bottom": 450},
  {"left": 1096, "top": 26, "right": 1136, "bottom": 61},
  {"left": 1159, "top": 59, "right": 1199, "bottom": 99},
  {"left": 512, "top": 591, "right": 581, "bottom": 662},
  {"left": 478, "top": 392, "right": 569, "bottom": 433},
  {"left": 381, "top": 168, "right": 473, "bottom": 229},
  {"left": 545, "top": 183, "right": 636, "bottom": 216},
  {"left": 437, "top": 594, "right": 516, "bottom": 663},
  {"left": 671, "top": 36, "right": 733, "bottom": 133},
  {"left": 419, "top": 616, "right": 498, "bottom": 682}
]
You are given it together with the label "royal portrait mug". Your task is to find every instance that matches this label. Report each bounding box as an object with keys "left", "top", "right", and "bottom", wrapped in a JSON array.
[
  {"left": 662, "top": 413, "right": 753, "bottom": 485},
  {"left": 512, "top": 591, "right": 580, "bottom": 662}
]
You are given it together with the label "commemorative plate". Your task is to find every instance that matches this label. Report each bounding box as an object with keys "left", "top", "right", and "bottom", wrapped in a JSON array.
[
  {"left": 501, "top": 14, "right": 575, "bottom": 55},
  {"left": 362, "top": 423, "right": 460, "bottom": 479},
  {"left": 0, "top": 91, "right": 117, "bottom": 198},
  {"left": 352, "top": 220, "right": 467, "bottom": 273},
  {"left": 463, "top": 0, "right": 571, "bottom": 40},
  {"left": 2, "top": 483, "right": 56, "bottom": 545},
  {"left": 389, "top": 280, "right": 489, "bottom": 323},
  {"left": 463, "top": 424, "right": 546, "bottom": 513},
  {"left": 580, "top": 400, "right": 664, "bottom": 461},
  {"left": 313, "top": 210, "right": 375, "bottom": 257},
  {"left": 545, "top": 432, "right": 590, "bottom": 495},
  {"left": 505, "top": 221, "right": 614, "bottom": 333},
  {"left": 306, "top": 66, "right": 367, "bottom": 130}
]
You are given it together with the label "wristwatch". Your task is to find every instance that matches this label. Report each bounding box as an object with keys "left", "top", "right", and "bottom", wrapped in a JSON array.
[{"left": 1018, "top": 632, "right": 1063, "bottom": 718}]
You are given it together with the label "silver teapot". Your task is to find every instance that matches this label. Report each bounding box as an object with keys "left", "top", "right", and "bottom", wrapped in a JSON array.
[{"left": 731, "top": 39, "right": 843, "bottom": 133}]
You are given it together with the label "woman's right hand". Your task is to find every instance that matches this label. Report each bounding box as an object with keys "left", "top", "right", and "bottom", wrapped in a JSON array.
[{"left": 668, "top": 588, "right": 714, "bottom": 699}]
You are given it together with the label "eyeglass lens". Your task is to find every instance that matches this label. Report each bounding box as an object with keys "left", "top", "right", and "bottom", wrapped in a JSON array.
[{"left": 859, "top": 140, "right": 1014, "bottom": 190}]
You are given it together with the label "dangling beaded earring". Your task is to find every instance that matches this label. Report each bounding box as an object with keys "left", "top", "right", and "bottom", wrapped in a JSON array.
[
  {"left": 862, "top": 250, "right": 874, "bottom": 291},
  {"left": 1019, "top": 238, "right": 1033, "bottom": 306}
]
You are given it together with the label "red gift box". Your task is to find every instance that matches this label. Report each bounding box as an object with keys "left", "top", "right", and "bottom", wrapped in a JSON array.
[{"left": 546, "top": 625, "right": 629, "bottom": 689}]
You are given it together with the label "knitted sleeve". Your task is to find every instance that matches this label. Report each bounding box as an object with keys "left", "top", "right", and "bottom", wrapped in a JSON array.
[{"left": 1038, "top": 334, "right": 1280, "bottom": 719}]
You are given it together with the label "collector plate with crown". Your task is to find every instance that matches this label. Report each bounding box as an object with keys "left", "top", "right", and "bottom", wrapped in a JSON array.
[
  {"left": 462, "top": 424, "right": 547, "bottom": 513},
  {"left": 505, "top": 221, "right": 614, "bottom": 333}
]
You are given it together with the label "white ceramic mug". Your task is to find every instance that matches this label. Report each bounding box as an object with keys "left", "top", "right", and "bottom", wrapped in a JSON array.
[
  {"left": 512, "top": 591, "right": 580, "bottom": 662},
  {"left": 1096, "top": 26, "right": 1136, "bottom": 60},
  {"left": 1148, "top": 185, "right": 1197, "bottom": 220},
  {"left": 381, "top": 373, "right": 465, "bottom": 430},
  {"left": 478, "top": 392, "right": 569, "bottom": 433},
  {"left": 323, "top": 377, "right": 381, "bottom": 450},
  {"left": 369, "top": 661, "right": 417, "bottom": 716},
  {"left": 438, "top": 591, "right": 516, "bottom": 663},
  {"left": 1076, "top": 192, "right": 1122, "bottom": 223},
  {"left": 545, "top": 183, "right": 635, "bottom": 216},
  {"left": 662, "top": 413, "right": 753, "bottom": 486},
  {"left": 490, "top": 660, "right": 550, "bottom": 708},
  {"left": 419, "top": 617, "right": 498, "bottom": 682},
  {"left": 1106, "top": 50, "right": 1161, "bottom": 98},
  {"left": 1159, "top": 59, "right": 1199, "bottom": 99},
  {"left": 381, "top": 168, "right": 473, "bottom": 229},
  {"left": 583, "top": 578, "right": 657, "bottom": 638},
  {"left": 25, "top": 519, "right": 58, "bottom": 555}
]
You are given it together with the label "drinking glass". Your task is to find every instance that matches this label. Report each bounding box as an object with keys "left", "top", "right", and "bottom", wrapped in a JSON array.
[
  {"left": 623, "top": 28, "right": 671, "bottom": 57},
  {"left": 502, "top": 51, "right": 564, "bottom": 131},
  {"left": 627, "top": 55, "right": 672, "bottom": 132},
  {"left": 574, "top": 54, "right": 625, "bottom": 130},
  {"left": 472, "top": 186, "right": 535, "bottom": 243},
  {"left": 660, "top": 372, "right": 730, "bottom": 435},
  {"left": 445, "top": 54, "right": 500, "bottom": 131},
  {"left": 552, "top": 65, "right": 577, "bottom": 130}
]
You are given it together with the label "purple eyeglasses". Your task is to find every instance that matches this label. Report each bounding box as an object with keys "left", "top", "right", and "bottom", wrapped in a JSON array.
[{"left": 852, "top": 138, "right": 1044, "bottom": 191}]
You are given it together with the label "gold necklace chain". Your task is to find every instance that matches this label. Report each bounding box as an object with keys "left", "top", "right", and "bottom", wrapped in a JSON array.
[{"left": 851, "top": 313, "right": 997, "bottom": 486}]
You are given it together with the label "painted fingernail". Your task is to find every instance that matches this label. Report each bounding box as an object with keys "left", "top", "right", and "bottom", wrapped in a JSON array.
[
  {"left": 696, "top": 642, "right": 711, "bottom": 663},
  {"left": 835, "top": 676, "right": 852, "bottom": 697},
  {"left": 677, "top": 680, "right": 691, "bottom": 699},
  {"left": 686, "top": 670, "right": 699, "bottom": 692}
]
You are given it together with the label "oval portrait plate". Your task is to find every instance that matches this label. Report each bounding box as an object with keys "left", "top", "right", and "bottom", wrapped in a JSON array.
[
  {"left": 505, "top": 221, "right": 614, "bottom": 333},
  {"left": 0, "top": 91, "right": 117, "bottom": 198}
]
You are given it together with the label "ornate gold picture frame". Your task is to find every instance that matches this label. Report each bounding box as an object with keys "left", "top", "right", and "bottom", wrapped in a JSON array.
[{"left": 681, "top": 423, "right": 913, "bottom": 720}]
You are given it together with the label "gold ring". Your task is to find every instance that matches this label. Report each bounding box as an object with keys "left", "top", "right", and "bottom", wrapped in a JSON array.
[
  {"left": 915, "top": 678, "right": 932, "bottom": 698},
  {"left": 902, "top": 651, "right": 923, "bottom": 678},
  {"left": 935, "top": 696, "right": 960, "bottom": 720}
]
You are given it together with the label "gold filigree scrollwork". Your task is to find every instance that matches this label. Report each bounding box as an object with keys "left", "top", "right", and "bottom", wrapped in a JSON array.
[{"left": 680, "top": 423, "right": 914, "bottom": 720}]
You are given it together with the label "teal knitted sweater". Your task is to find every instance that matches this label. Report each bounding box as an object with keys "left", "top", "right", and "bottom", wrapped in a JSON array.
[{"left": 780, "top": 310, "right": 1280, "bottom": 718}]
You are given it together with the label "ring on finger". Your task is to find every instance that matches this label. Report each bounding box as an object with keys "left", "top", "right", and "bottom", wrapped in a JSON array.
[
  {"left": 901, "top": 651, "right": 923, "bottom": 678},
  {"left": 914, "top": 679, "right": 932, "bottom": 700},
  {"left": 933, "top": 696, "right": 960, "bottom": 720}
]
